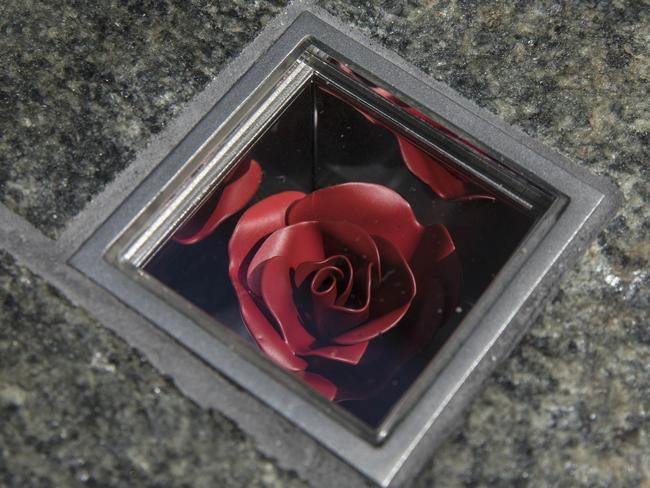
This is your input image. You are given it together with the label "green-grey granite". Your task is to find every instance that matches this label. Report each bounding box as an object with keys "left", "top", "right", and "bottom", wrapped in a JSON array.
[
  {"left": 0, "top": 251, "right": 305, "bottom": 488},
  {"left": 1, "top": 0, "right": 649, "bottom": 487},
  {"left": 314, "top": 0, "right": 649, "bottom": 486},
  {"left": 0, "top": 0, "right": 287, "bottom": 237}
]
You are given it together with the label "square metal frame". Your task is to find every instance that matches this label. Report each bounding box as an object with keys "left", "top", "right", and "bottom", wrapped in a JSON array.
[{"left": 70, "top": 6, "right": 620, "bottom": 487}]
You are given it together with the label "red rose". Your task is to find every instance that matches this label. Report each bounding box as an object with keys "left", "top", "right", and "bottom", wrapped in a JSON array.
[
  {"left": 228, "top": 182, "right": 459, "bottom": 400},
  {"left": 170, "top": 75, "right": 493, "bottom": 400}
]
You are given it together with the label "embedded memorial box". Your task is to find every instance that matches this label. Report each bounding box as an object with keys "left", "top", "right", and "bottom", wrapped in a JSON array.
[
  {"left": 120, "top": 48, "right": 554, "bottom": 435},
  {"left": 71, "top": 11, "right": 619, "bottom": 487}
]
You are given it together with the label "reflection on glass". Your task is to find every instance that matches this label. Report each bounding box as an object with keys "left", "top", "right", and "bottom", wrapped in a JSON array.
[{"left": 143, "top": 75, "right": 540, "bottom": 429}]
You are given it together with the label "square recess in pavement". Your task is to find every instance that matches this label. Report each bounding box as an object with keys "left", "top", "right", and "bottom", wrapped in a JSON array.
[{"left": 71, "top": 9, "right": 620, "bottom": 488}]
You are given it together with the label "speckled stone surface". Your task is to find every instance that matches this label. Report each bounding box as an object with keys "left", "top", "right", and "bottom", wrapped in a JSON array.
[
  {"left": 0, "top": 0, "right": 287, "bottom": 237},
  {"left": 0, "top": 251, "right": 306, "bottom": 488},
  {"left": 1, "top": 0, "right": 649, "bottom": 487}
]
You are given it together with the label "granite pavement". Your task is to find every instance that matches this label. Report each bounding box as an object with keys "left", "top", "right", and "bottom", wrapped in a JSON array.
[{"left": 1, "top": 1, "right": 649, "bottom": 487}]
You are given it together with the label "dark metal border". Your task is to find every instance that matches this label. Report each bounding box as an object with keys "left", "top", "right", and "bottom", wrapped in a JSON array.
[{"left": 70, "top": 7, "right": 621, "bottom": 487}]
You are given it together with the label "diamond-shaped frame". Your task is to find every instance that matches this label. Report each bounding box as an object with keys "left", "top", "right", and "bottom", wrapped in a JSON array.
[{"left": 70, "top": 5, "right": 620, "bottom": 487}]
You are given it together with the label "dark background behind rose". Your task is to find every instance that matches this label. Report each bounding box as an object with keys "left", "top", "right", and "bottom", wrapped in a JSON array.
[{"left": 145, "top": 87, "right": 534, "bottom": 427}]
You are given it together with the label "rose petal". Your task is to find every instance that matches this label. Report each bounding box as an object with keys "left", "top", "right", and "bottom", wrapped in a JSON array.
[
  {"left": 369, "top": 235, "right": 417, "bottom": 316},
  {"left": 295, "top": 255, "right": 354, "bottom": 306},
  {"left": 232, "top": 281, "right": 307, "bottom": 371},
  {"left": 286, "top": 183, "right": 425, "bottom": 261},
  {"left": 396, "top": 137, "right": 468, "bottom": 200},
  {"left": 402, "top": 106, "right": 496, "bottom": 162},
  {"left": 410, "top": 223, "right": 455, "bottom": 267},
  {"left": 311, "top": 261, "right": 373, "bottom": 338},
  {"left": 246, "top": 221, "right": 326, "bottom": 288},
  {"left": 255, "top": 256, "right": 316, "bottom": 353},
  {"left": 334, "top": 236, "right": 416, "bottom": 345},
  {"left": 229, "top": 191, "right": 306, "bottom": 279},
  {"left": 229, "top": 191, "right": 307, "bottom": 370},
  {"left": 407, "top": 223, "right": 460, "bottom": 330},
  {"left": 310, "top": 266, "right": 341, "bottom": 303},
  {"left": 309, "top": 267, "right": 342, "bottom": 321},
  {"left": 318, "top": 220, "right": 382, "bottom": 279},
  {"left": 175, "top": 159, "right": 263, "bottom": 244}
]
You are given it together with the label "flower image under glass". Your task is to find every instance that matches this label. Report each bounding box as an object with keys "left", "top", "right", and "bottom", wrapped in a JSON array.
[{"left": 143, "top": 77, "right": 538, "bottom": 429}]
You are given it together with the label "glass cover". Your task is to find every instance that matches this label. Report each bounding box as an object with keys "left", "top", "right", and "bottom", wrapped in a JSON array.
[{"left": 138, "top": 57, "right": 550, "bottom": 432}]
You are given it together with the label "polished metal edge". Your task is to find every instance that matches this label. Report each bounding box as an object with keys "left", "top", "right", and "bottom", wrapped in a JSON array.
[{"left": 121, "top": 60, "right": 313, "bottom": 268}]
